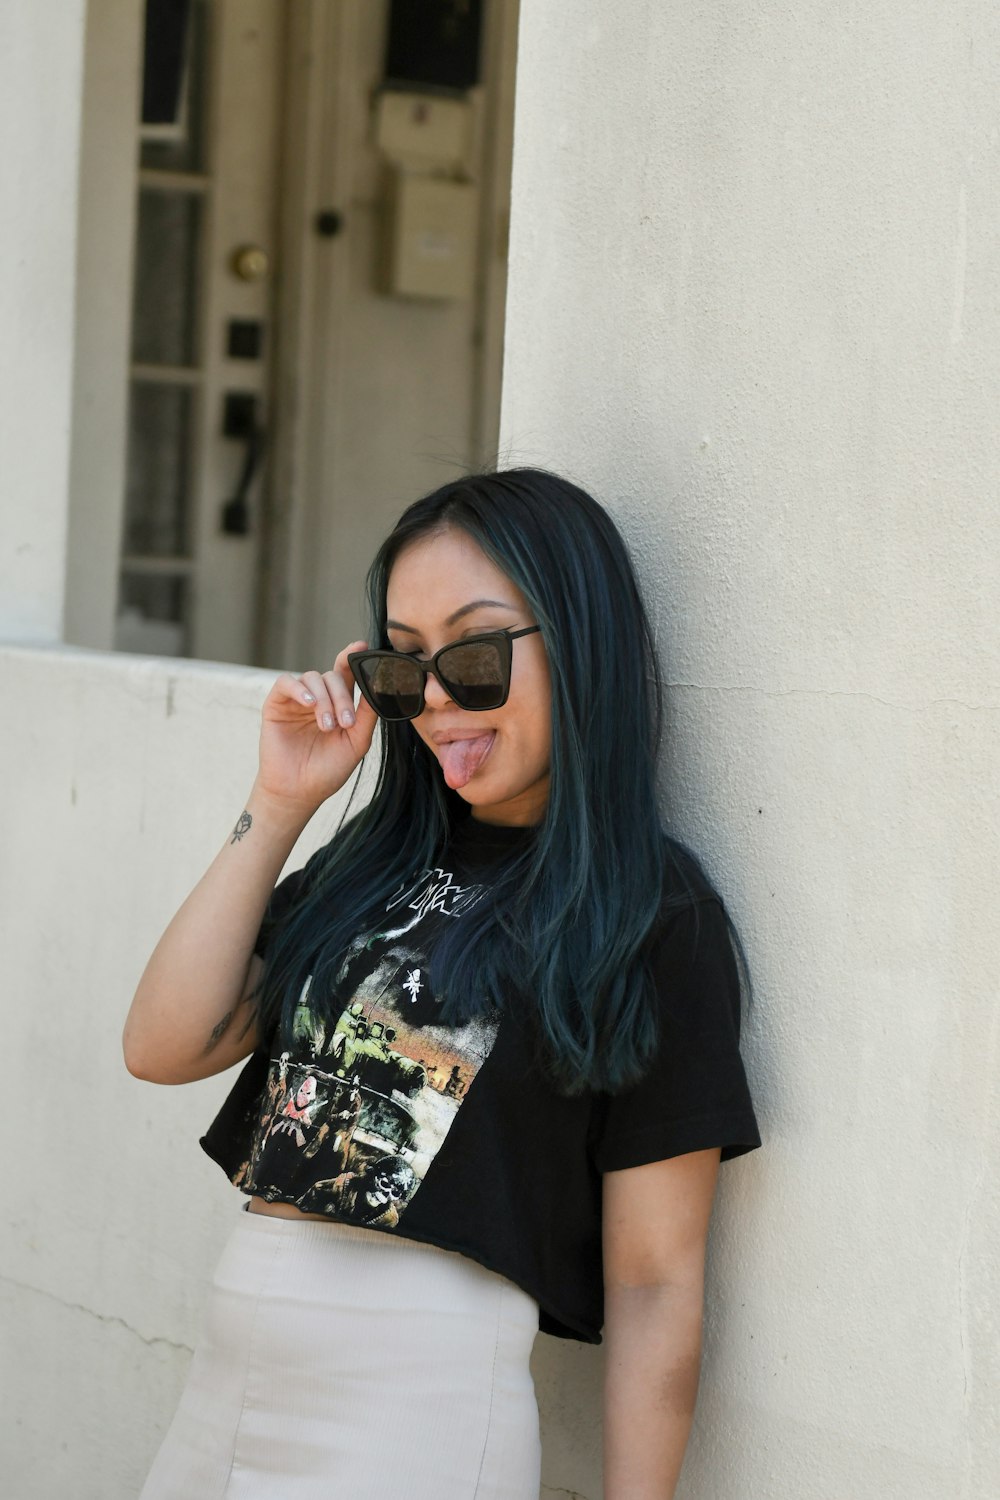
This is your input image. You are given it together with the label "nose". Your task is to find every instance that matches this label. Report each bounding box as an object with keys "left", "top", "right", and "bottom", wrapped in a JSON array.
[{"left": 420, "top": 668, "right": 454, "bottom": 712}]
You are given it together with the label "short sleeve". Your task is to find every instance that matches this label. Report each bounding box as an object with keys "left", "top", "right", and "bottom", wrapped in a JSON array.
[
  {"left": 591, "top": 897, "right": 762, "bottom": 1173},
  {"left": 252, "top": 846, "right": 326, "bottom": 960}
]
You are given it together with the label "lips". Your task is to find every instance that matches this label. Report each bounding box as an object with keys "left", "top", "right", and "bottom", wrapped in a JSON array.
[{"left": 434, "top": 731, "right": 496, "bottom": 790}]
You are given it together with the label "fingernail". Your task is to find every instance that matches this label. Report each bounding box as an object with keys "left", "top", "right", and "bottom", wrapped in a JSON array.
[
  {"left": 322, "top": 712, "right": 334, "bottom": 730},
  {"left": 302, "top": 691, "right": 316, "bottom": 704},
  {"left": 341, "top": 709, "right": 355, "bottom": 727}
]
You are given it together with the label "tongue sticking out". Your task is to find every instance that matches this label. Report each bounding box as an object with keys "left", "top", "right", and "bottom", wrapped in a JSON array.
[{"left": 438, "top": 733, "right": 495, "bottom": 790}]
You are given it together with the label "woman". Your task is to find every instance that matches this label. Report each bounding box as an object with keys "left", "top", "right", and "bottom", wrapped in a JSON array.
[{"left": 124, "top": 467, "right": 761, "bottom": 1500}]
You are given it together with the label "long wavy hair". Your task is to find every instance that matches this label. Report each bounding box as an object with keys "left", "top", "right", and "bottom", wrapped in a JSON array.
[{"left": 253, "top": 466, "right": 703, "bottom": 1094}]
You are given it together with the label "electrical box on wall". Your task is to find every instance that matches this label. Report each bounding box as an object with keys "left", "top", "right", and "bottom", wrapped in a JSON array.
[
  {"left": 381, "top": 169, "right": 477, "bottom": 300},
  {"left": 374, "top": 89, "right": 473, "bottom": 174}
]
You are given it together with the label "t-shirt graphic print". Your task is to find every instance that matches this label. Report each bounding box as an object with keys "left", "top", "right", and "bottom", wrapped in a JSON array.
[{"left": 235, "top": 860, "right": 500, "bottom": 1229}]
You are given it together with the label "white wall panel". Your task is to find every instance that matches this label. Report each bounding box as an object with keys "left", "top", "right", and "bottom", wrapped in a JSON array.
[{"left": 0, "top": 4, "right": 87, "bottom": 640}]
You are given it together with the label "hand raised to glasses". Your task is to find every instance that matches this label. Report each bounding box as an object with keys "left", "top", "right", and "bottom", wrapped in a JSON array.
[{"left": 253, "top": 641, "right": 379, "bottom": 817}]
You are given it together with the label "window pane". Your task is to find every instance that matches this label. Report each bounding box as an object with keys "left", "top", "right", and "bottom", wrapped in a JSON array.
[
  {"left": 123, "top": 383, "right": 194, "bottom": 556},
  {"left": 116, "top": 575, "right": 188, "bottom": 657},
  {"left": 131, "top": 188, "right": 202, "bottom": 367},
  {"left": 140, "top": 0, "right": 211, "bottom": 174}
]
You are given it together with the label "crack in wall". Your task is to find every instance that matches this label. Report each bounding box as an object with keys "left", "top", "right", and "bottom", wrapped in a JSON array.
[{"left": 0, "top": 1273, "right": 193, "bottom": 1356}]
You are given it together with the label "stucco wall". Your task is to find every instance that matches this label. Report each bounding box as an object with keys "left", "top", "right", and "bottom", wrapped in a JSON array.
[
  {"left": 0, "top": 645, "right": 357, "bottom": 1495},
  {"left": 501, "top": 3, "right": 1000, "bottom": 1497}
]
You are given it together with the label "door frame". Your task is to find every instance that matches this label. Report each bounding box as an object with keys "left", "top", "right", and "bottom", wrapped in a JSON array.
[{"left": 64, "top": 0, "right": 145, "bottom": 651}]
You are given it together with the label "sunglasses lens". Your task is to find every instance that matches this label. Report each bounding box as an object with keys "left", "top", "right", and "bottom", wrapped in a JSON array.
[
  {"left": 437, "top": 641, "right": 507, "bottom": 708},
  {"left": 357, "top": 656, "right": 423, "bottom": 718},
  {"left": 354, "top": 637, "right": 512, "bottom": 719}
]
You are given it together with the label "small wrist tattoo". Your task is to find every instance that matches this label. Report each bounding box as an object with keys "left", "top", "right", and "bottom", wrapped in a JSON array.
[{"left": 231, "top": 811, "right": 252, "bottom": 844}]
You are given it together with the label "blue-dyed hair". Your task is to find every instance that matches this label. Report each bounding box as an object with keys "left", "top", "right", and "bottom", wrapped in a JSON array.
[{"left": 253, "top": 466, "right": 703, "bottom": 1094}]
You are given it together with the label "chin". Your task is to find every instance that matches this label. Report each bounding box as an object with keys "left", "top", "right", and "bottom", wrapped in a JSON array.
[
  {"left": 455, "top": 783, "right": 499, "bottom": 808},
  {"left": 466, "top": 779, "right": 549, "bottom": 823},
  {"left": 451, "top": 780, "right": 498, "bottom": 810}
]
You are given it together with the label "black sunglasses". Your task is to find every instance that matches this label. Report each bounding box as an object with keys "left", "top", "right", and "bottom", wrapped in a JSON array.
[{"left": 348, "top": 626, "right": 542, "bottom": 721}]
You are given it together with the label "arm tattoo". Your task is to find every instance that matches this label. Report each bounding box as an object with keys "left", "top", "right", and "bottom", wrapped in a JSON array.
[
  {"left": 206, "top": 1009, "right": 234, "bottom": 1052},
  {"left": 231, "top": 810, "right": 252, "bottom": 844}
]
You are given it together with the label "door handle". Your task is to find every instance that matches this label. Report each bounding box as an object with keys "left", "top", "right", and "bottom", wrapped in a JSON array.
[{"left": 220, "top": 395, "right": 266, "bottom": 536}]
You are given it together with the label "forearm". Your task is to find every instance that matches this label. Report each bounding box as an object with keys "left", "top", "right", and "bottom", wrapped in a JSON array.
[
  {"left": 602, "top": 1281, "right": 704, "bottom": 1500},
  {"left": 122, "top": 782, "right": 311, "bottom": 1083}
]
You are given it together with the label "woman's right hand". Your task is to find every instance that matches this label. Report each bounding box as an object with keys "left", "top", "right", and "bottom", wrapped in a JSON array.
[
  {"left": 252, "top": 640, "right": 380, "bottom": 816},
  {"left": 124, "top": 642, "right": 380, "bottom": 1086}
]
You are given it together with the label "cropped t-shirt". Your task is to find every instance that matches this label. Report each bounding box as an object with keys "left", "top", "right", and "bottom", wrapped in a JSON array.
[{"left": 200, "top": 814, "right": 761, "bottom": 1344}]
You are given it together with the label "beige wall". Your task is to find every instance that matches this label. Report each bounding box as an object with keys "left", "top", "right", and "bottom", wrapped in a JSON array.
[{"left": 502, "top": 3, "right": 1000, "bottom": 1498}]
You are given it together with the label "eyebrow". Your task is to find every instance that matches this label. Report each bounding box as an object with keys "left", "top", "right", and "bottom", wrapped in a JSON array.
[{"left": 385, "top": 599, "right": 518, "bottom": 634}]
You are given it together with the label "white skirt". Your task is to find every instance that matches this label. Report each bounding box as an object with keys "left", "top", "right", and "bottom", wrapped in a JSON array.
[{"left": 139, "top": 1203, "right": 542, "bottom": 1499}]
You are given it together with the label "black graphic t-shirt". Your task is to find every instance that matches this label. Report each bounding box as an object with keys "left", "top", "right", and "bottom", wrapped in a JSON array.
[{"left": 201, "top": 815, "right": 762, "bottom": 1344}]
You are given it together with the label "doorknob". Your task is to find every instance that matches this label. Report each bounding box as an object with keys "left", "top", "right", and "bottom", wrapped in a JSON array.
[{"left": 230, "top": 244, "right": 271, "bottom": 282}]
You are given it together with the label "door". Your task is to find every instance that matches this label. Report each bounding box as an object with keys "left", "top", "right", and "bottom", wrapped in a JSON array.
[{"left": 263, "top": 0, "right": 521, "bottom": 670}]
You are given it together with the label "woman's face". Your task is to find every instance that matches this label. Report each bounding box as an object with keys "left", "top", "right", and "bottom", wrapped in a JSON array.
[{"left": 384, "top": 527, "right": 551, "bottom": 827}]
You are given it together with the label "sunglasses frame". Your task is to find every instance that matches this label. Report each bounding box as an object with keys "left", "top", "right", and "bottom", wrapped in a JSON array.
[{"left": 348, "top": 625, "right": 542, "bottom": 722}]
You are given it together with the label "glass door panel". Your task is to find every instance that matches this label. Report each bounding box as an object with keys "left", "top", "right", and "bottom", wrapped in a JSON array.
[{"left": 130, "top": 188, "right": 204, "bottom": 369}]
